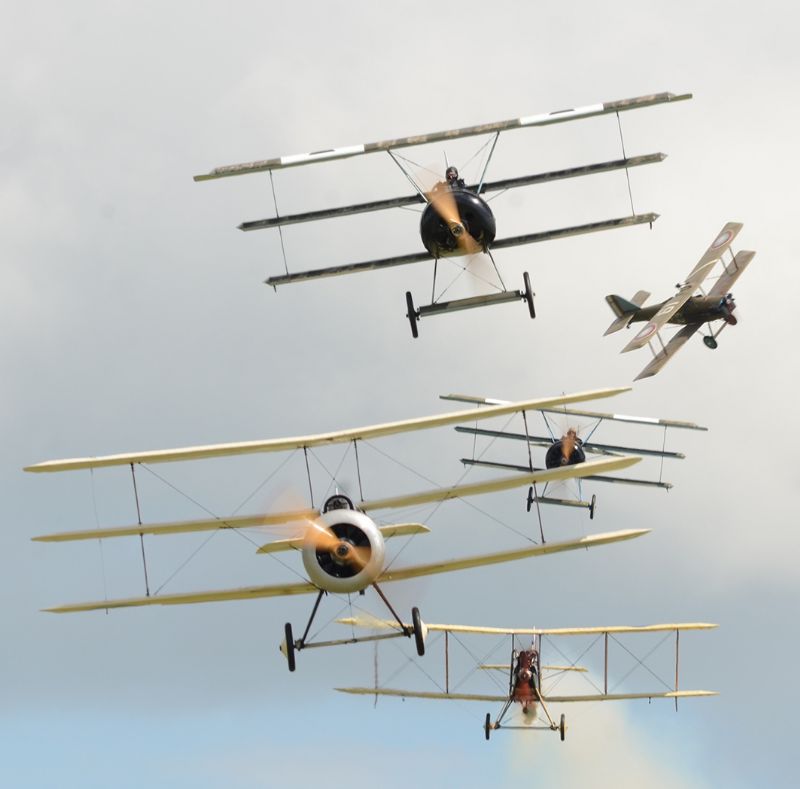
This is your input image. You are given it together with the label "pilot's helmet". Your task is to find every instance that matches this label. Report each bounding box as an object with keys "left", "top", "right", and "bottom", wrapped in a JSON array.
[{"left": 445, "top": 166, "right": 459, "bottom": 182}]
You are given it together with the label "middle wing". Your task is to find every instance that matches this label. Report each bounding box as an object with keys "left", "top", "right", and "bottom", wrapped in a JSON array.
[{"left": 43, "top": 528, "right": 649, "bottom": 613}]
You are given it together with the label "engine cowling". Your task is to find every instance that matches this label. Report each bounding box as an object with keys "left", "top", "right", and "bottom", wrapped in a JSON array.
[
  {"left": 301, "top": 508, "right": 385, "bottom": 594},
  {"left": 419, "top": 189, "right": 496, "bottom": 258},
  {"left": 545, "top": 438, "right": 586, "bottom": 469}
]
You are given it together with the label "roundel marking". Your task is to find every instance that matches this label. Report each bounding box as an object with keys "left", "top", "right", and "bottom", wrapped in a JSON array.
[
  {"left": 711, "top": 229, "right": 733, "bottom": 249},
  {"left": 634, "top": 322, "right": 658, "bottom": 342}
]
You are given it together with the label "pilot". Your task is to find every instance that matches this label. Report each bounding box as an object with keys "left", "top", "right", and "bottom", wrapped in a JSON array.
[{"left": 444, "top": 165, "right": 466, "bottom": 189}]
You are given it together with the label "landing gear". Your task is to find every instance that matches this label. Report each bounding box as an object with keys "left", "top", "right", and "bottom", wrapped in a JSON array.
[
  {"left": 412, "top": 606, "right": 425, "bottom": 656},
  {"left": 559, "top": 713, "right": 566, "bottom": 741},
  {"left": 405, "top": 291, "right": 419, "bottom": 338},
  {"left": 703, "top": 335, "right": 718, "bottom": 349},
  {"left": 589, "top": 494, "right": 597, "bottom": 520},
  {"left": 283, "top": 622, "right": 296, "bottom": 672},
  {"left": 523, "top": 271, "right": 536, "bottom": 319},
  {"left": 484, "top": 712, "right": 492, "bottom": 741}
]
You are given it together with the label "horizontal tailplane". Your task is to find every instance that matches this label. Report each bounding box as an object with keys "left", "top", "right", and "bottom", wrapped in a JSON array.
[{"left": 604, "top": 291, "right": 650, "bottom": 335}]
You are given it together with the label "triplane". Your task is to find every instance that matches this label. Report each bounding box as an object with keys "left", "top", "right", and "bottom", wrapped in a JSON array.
[
  {"left": 605, "top": 221, "right": 756, "bottom": 379},
  {"left": 193, "top": 92, "right": 691, "bottom": 336},
  {"left": 439, "top": 392, "right": 706, "bottom": 527},
  {"left": 336, "top": 617, "right": 718, "bottom": 740},
  {"left": 26, "top": 387, "right": 647, "bottom": 672}
]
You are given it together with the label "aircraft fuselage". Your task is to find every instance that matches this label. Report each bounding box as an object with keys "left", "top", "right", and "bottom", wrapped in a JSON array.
[{"left": 630, "top": 293, "right": 736, "bottom": 326}]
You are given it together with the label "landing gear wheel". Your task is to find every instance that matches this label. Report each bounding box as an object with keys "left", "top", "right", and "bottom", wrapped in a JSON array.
[
  {"left": 526, "top": 486, "right": 534, "bottom": 513},
  {"left": 703, "top": 335, "right": 718, "bottom": 349},
  {"left": 589, "top": 494, "right": 597, "bottom": 520},
  {"left": 484, "top": 713, "right": 492, "bottom": 741},
  {"left": 523, "top": 271, "right": 536, "bottom": 319},
  {"left": 405, "top": 291, "right": 419, "bottom": 338},
  {"left": 559, "top": 713, "right": 566, "bottom": 741},
  {"left": 411, "top": 606, "right": 425, "bottom": 656},
  {"left": 283, "top": 622, "right": 296, "bottom": 672}
]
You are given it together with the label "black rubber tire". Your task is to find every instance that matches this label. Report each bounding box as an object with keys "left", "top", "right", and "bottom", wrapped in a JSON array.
[
  {"left": 411, "top": 606, "right": 425, "bottom": 656},
  {"left": 523, "top": 271, "right": 536, "bottom": 319},
  {"left": 284, "top": 622, "right": 296, "bottom": 672},
  {"left": 589, "top": 494, "right": 597, "bottom": 520},
  {"left": 703, "top": 335, "right": 718, "bottom": 349},
  {"left": 405, "top": 291, "right": 419, "bottom": 338},
  {"left": 484, "top": 712, "right": 492, "bottom": 741},
  {"left": 560, "top": 713, "right": 566, "bottom": 741},
  {"left": 526, "top": 486, "right": 534, "bottom": 513}
]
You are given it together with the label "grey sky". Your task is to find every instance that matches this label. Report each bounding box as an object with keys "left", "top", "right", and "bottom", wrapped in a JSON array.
[{"left": 3, "top": 2, "right": 797, "bottom": 787}]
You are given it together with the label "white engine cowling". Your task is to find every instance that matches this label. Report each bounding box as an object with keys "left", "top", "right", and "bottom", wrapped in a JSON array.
[{"left": 301, "top": 508, "right": 385, "bottom": 594}]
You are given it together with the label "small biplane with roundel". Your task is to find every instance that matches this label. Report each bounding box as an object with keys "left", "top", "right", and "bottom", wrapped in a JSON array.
[
  {"left": 193, "top": 92, "right": 691, "bottom": 336},
  {"left": 26, "top": 387, "right": 648, "bottom": 671},
  {"left": 605, "top": 221, "right": 756, "bottom": 380},
  {"left": 437, "top": 392, "right": 706, "bottom": 529},
  {"left": 336, "top": 616, "right": 717, "bottom": 740}
]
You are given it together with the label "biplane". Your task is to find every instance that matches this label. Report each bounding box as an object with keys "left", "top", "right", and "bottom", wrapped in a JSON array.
[
  {"left": 336, "top": 617, "right": 718, "bottom": 740},
  {"left": 439, "top": 393, "right": 706, "bottom": 526},
  {"left": 605, "top": 221, "right": 756, "bottom": 379},
  {"left": 26, "top": 387, "right": 648, "bottom": 671},
  {"left": 193, "top": 92, "right": 691, "bottom": 336}
]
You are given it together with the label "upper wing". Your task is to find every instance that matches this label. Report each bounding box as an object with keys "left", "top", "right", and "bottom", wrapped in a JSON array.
[
  {"left": 336, "top": 687, "right": 716, "bottom": 703},
  {"left": 440, "top": 394, "right": 707, "bottom": 431},
  {"left": 622, "top": 222, "right": 743, "bottom": 353},
  {"left": 265, "top": 213, "right": 658, "bottom": 287},
  {"left": 24, "top": 387, "right": 630, "bottom": 473},
  {"left": 706, "top": 249, "right": 755, "bottom": 296},
  {"left": 337, "top": 618, "right": 717, "bottom": 636},
  {"left": 194, "top": 93, "right": 690, "bottom": 181}
]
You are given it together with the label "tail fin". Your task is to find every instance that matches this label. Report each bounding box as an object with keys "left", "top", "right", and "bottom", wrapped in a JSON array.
[{"left": 604, "top": 291, "right": 650, "bottom": 335}]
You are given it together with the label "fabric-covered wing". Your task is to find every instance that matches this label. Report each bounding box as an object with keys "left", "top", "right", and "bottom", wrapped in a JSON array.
[
  {"left": 194, "top": 92, "right": 690, "bottom": 180},
  {"left": 706, "top": 250, "right": 755, "bottom": 297},
  {"left": 545, "top": 690, "right": 718, "bottom": 702},
  {"left": 374, "top": 528, "right": 649, "bottom": 584},
  {"left": 33, "top": 509, "right": 320, "bottom": 543},
  {"left": 359, "top": 455, "right": 639, "bottom": 511},
  {"left": 265, "top": 213, "right": 657, "bottom": 288},
  {"left": 336, "top": 687, "right": 507, "bottom": 702},
  {"left": 24, "top": 388, "right": 629, "bottom": 473},
  {"left": 44, "top": 579, "right": 321, "bottom": 614},
  {"left": 634, "top": 324, "right": 702, "bottom": 381},
  {"left": 337, "top": 619, "right": 717, "bottom": 636}
]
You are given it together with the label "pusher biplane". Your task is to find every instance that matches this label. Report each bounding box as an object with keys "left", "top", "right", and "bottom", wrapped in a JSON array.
[
  {"left": 26, "top": 388, "right": 648, "bottom": 671},
  {"left": 439, "top": 393, "right": 706, "bottom": 526},
  {"left": 336, "top": 617, "right": 717, "bottom": 740},
  {"left": 194, "top": 92, "right": 691, "bottom": 336},
  {"left": 605, "top": 221, "right": 756, "bottom": 379}
]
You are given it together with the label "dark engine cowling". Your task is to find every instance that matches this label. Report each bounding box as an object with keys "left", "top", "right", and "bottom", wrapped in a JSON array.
[
  {"left": 419, "top": 189, "right": 496, "bottom": 258},
  {"left": 545, "top": 438, "right": 586, "bottom": 469}
]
